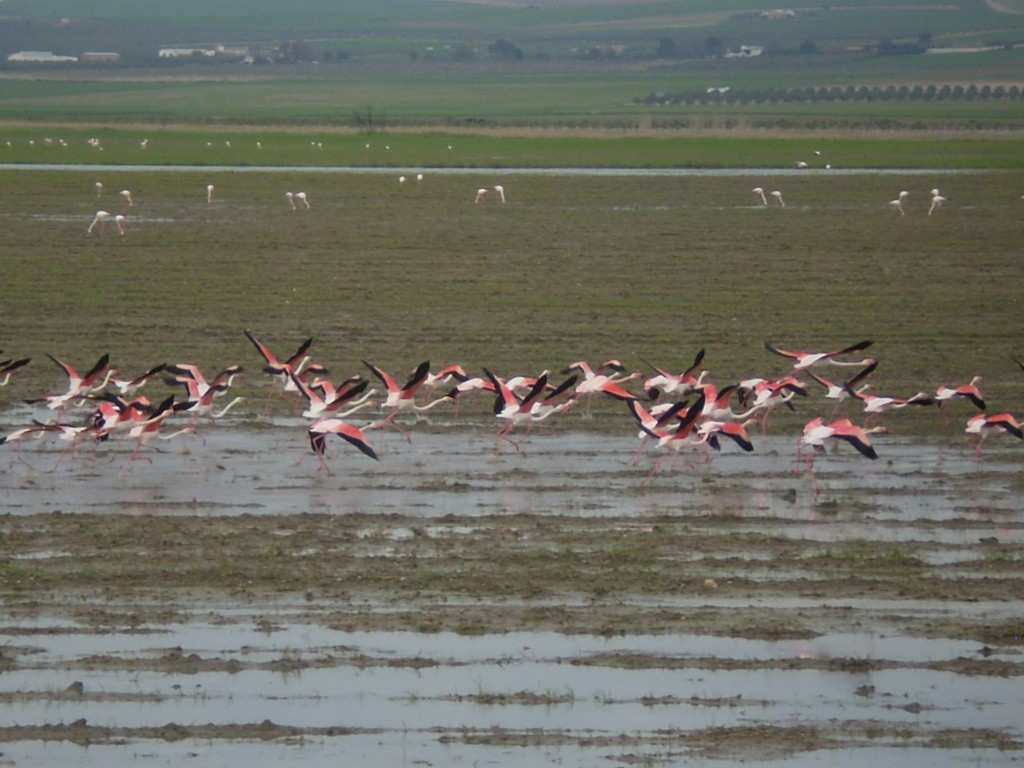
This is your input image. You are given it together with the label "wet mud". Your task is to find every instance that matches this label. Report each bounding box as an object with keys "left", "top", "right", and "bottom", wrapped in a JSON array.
[{"left": 1, "top": 419, "right": 1022, "bottom": 766}]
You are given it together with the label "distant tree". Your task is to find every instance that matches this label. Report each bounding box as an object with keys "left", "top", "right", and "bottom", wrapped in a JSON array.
[
  {"left": 798, "top": 39, "right": 819, "bottom": 55},
  {"left": 489, "top": 39, "right": 524, "bottom": 60},
  {"left": 703, "top": 36, "right": 725, "bottom": 59},
  {"left": 352, "top": 106, "right": 386, "bottom": 132},
  {"left": 918, "top": 30, "right": 933, "bottom": 49},
  {"left": 878, "top": 37, "right": 894, "bottom": 55},
  {"left": 656, "top": 37, "right": 677, "bottom": 59}
]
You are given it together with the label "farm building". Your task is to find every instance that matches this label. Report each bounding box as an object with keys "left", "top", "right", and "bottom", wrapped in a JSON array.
[{"left": 7, "top": 51, "right": 78, "bottom": 62}]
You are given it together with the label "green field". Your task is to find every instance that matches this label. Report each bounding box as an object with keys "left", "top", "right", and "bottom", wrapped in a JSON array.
[{"left": 1, "top": 0, "right": 1023, "bottom": 128}]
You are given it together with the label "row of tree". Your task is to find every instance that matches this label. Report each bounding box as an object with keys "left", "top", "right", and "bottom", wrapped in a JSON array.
[{"left": 638, "top": 84, "right": 1024, "bottom": 106}]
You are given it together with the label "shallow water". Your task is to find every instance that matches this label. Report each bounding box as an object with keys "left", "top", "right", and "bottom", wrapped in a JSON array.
[
  {"left": 2, "top": 618, "right": 1021, "bottom": 767},
  {"left": 2, "top": 415, "right": 1021, "bottom": 765}
]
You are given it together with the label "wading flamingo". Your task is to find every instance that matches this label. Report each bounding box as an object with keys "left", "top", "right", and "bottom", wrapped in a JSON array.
[
  {"left": 119, "top": 189, "right": 133, "bottom": 205},
  {"left": 771, "top": 190, "right": 785, "bottom": 207},
  {"left": 889, "top": 190, "right": 909, "bottom": 216},
  {"left": 87, "top": 211, "right": 110, "bottom": 234},
  {"left": 752, "top": 187, "right": 768, "bottom": 206}
]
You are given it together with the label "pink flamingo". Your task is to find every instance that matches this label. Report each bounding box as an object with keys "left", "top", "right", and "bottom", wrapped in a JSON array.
[
  {"left": 965, "top": 413, "right": 1022, "bottom": 459},
  {"left": 797, "top": 417, "right": 887, "bottom": 494},
  {"left": 804, "top": 360, "right": 878, "bottom": 416},
  {"left": 935, "top": 376, "right": 985, "bottom": 411},
  {"left": 27, "top": 352, "right": 113, "bottom": 410},
  {"left": 364, "top": 360, "right": 453, "bottom": 437},
  {"left": 643, "top": 348, "right": 707, "bottom": 400},
  {"left": 764, "top": 339, "right": 874, "bottom": 370},
  {"left": 306, "top": 418, "right": 379, "bottom": 474}
]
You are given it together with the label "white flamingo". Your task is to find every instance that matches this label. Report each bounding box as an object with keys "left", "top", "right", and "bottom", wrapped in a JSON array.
[
  {"left": 207, "top": 184, "right": 215, "bottom": 203},
  {"left": 88, "top": 211, "right": 110, "bottom": 234},
  {"left": 119, "top": 189, "right": 133, "bottom": 206},
  {"left": 889, "top": 190, "right": 909, "bottom": 216},
  {"left": 771, "top": 190, "right": 785, "bottom": 207},
  {"left": 752, "top": 187, "right": 767, "bottom": 206}
]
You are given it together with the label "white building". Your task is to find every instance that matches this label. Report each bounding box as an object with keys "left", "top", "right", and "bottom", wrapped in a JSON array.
[
  {"left": 7, "top": 51, "right": 78, "bottom": 62},
  {"left": 159, "top": 48, "right": 217, "bottom": 58}
]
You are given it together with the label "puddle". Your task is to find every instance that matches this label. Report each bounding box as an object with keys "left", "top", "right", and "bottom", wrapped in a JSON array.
[{"left": 2, "top": 621, "right": 1021, "bottom": 765}]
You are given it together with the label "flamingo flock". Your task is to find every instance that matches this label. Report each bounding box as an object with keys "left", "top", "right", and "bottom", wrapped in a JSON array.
[{"left": 2, "top": 335, "right": 1021, "bottom": 487}]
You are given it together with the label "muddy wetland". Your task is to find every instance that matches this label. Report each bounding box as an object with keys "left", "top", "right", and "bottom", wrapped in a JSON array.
[
  {"left": 2, "top": 161, "right": 1024, "bottom": 765},
  {"left": 1, "top": 409, "right": 1022, "bottom": 767}
]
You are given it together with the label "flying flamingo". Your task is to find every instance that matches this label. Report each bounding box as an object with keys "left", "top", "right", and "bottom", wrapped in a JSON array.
[
  {"left": 123, "top": 395, "right": 194, "bottom": 466},
  {"left": 0, "top": 356, "right": 31, "bottom": 387},
  {"left": 696, "top": 418, "right": 757, "bottom": 453},
  {"left": 109, "top": 363, "right": 167, "bottom": 396},
  {"left": 643, "top": 348, "right": 706, "bottom": 401},
  {"left": 484, "top": 369, "right": 577, "bottom": 450},
  {"left": 165, "top": 363, "right": 243, "bottom": 403},
  {"left": 27, "top": 352, "right": 113, "bottom": 410},
  {"left": 176, "top": 384, "right": 246, "bottom": 431},
  {"left": 935, "top": 376, "right": 985, "bottom": 411},
  {"left": 700, "top": 383, "right": 769, "bottom": 423},
  {"left": 629, "top": 391, "right": 708, "bottom": 476},
  {"left": 764, "top": 339, "right": 874, "bottom": 371},
  {"left": 752, "top": 187, "right": 768, "bottom": 206},
  {"left": 804, "top": 360, "right": 878, "bottom": 415},
  {"left": 244, "top": 330, "right": 313, "bottom": 403},
  {"left": 846, "top": 386, "right": 934, "bottom": 423},
  {"left": 771, "top": 190, "right": 785, "bottom": 207},
  {"left": 363, "top": 360, "right": 454, "bottom": 437},
  {"left": 289, "top": 370, "right": 377, "bottom": 421},
  {"left": 565, "top": 359, "right": 641, "bottom": 416},
  {"left": 422, "top": 364, "right": 470, "bottom": 392},
  {"left": 965, "top": 412, "right": 1023, "bottom": 459},
  {"left": 0, "top": 420, "right": 99, "bottom": 470},
  {"left": 306, "top": 418, "right": 380, "bottom": 474},
  {"left": 798, "top": 417, "right": 888, "bottom": 493}
]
